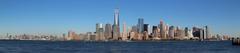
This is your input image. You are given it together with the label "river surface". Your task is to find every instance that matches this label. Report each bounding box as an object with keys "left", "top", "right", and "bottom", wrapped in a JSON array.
[{"left": 0, "top": 41, "right": 239, "bottom": 53}]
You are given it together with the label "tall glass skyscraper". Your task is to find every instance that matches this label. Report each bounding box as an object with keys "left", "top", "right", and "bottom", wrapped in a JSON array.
[
  {"left": 114, "top": 8, "right": 120, "bottom": 26},
  {"left": 138, "top": 18, "right": 144, "bottom": 33},
  {"left": 112, "top": 8, "right": 120, "bottom": 40}
]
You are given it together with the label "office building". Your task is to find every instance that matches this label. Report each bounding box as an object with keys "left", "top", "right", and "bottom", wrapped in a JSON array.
[
  {"left": 143, "top": 24, "right": 149, "bottom": 32},
  {"left": 138, "top": 18, "right": 144, "bottom": 33},
  {"left": 96, "top": 23, "right": 105, "bottom": 41},
  {"left": 122, "top": 22, "right": 128, "bottom": 40},
  {"left": 105, "top": 24, "right": 112, "bottom": 39},
  {"left": 160, "top": 19, "right": 166, "bottom": 39},
  {"left": 205, "top": 26, "right": 211, "bottom": 39},
  {"left": 112, "top": 8, "right": 120, "bottom": 40},
  {"left": 169, "top": 26, "right": 175, "bottom": 39}
]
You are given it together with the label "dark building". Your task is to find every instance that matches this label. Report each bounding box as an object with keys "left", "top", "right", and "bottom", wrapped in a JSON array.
[
  {"left": 192, "top": 27, "right": 205, "bottom": 40},
  {"left": 152, "top": 26, "right": 158, "bottom": 33},
  {"left": 192, "top": 27, "right": 200, "bottom": 38},
  {"left": 143, "top": 24, "right": 149, "bottom": 32}
]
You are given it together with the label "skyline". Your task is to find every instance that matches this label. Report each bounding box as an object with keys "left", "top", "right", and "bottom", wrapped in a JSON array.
[{"left": 0, "top": 0, "right": 240, "bottom": 37}]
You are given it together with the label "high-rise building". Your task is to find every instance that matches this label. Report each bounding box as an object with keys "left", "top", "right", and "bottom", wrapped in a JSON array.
[
  {"left": 175, "top": 26, "right": 180, "bottom": 38},
  {"left": 152, "top": 26, "right": 158, "bottom": 33},
  {"left": 112, "top": 8, "right": 120, "bottom": 40},
  {"left": 192, "top": 26, "right": 205, "bottom": 40},
  {"left": 184, "top": 27, "right": 189, "bottom": 37},
  {"left": 143, "top": 24, "right": 149, "bottom": 32},
  {"left": 192, "top": 27, "right": 201, "bottom": 39},
  {"left": 114, "top": 8, "right": 120, "bottom": 26},
  {"left": 62, "top": 33, "right": 66, "bottom": 41},
  {"left": 130, "top": 26, "right": 138, "bottom": 40},
  {"left": 200, "top": 29, "right": 204, "bottom": 40},
  {"left": 165, "top": 24, "right": 169, "bottom": 39},
  {"left": 86, "top": 32, "right": 92, "bottom": 41},
  {"left": 99, "top": 28, "right": 105, "bottom": 40},
  {"left": 152, "top": 26, "right": 159, "bottom": 39},
  {"left": 148, "top": 25, "right": 152, "bottom": 34},
  {"left": 169, "top": 26, "right": 175, "bottom": 39},
  {"left": 96, "top": 23, "right": 100, "bottom": 40},
  {"left": 122, "top": 22, "right": 128, "bottom": 40},
  {"left": 205, "top": 26, "right": 210, "bottom": 39},
  {"left": 91, "top": 32, "right": 96, "bottom": 41},
  {"left": 132, "top": 26, "right": 138, "bottom": 33},
  {"left": 96, "top": 23, "right": 105, "bottom": 41},
  {"left": 160, "top": 19, "right": 166, "bottom": 39},
  {"left": 175, "top": 27, "right": 185, "bottom": 39},
  {"left": 187, "top": 29, "right": 194, "bottom": 38},
  {"left": 143, "top": 31, "right": 149, "bottom": 40},
  {"left": 138, "top": 18, "right": 144, "bottom": 33},
  {"left": 104, "top": 24, "right": 112, "bottom": 39},
  {"left": 143, "top": 24, "right": 149, "bottom": 40},
  {"left": 67, "top": 30, "right": 79, "bottom": 40},
  {"left": 180, "top": 29, "right": 186, "bottom": 39}
]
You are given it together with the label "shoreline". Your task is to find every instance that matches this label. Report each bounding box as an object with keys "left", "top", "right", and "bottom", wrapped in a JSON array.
[{"left": 0, "top": 39, "right": 229, "bottom": 42}]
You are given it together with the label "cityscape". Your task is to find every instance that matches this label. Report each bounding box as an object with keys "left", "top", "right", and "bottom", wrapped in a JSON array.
[
  {"left": 1, "top": 0, "right": 240, "bottom": 53},
  {"left": 0, "top": 8, "right": 232, "bottom": 41}
]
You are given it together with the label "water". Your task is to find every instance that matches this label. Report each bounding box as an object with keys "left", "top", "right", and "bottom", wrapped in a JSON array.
[{"left": 0, "top": 41, "right": 239, "bottom": 53}]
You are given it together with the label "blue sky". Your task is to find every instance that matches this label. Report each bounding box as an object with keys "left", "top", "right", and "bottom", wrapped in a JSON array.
[{"left": 0, "top": 0, "right": 240, "bottom": 37}]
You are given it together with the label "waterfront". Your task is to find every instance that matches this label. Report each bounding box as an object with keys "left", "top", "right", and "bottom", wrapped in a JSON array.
[{"left": 0, "top": 41, "right": 239, "bottom": 53}]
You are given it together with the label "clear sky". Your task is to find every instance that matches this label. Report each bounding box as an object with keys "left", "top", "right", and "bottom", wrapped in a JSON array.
[{"left": 0, "top": 0, "right": 240, "bottom": 37}]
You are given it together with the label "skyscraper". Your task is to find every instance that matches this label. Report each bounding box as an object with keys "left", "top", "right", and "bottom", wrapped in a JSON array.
[
  {"left": 114, "top": 8, "right": 120, "bottom": 26},
  {"left": 205, "top": 26, "right": 210, "bottom": 39},
  {"left": 160, "top": 19, "right": 166, "bottom": 39},
  {"left": 67, "top": 30, "right": 79, "bottom": 40},
  {"left": 131, "top": 26, "right": 138, "bottom": 40},
  {"left": 96, "top": 23, "right": 104, "bottom": 41},
  {"left": 122, "top": 22, "right": 128, "bottom": 40},
  {"left": 192, "top": 27, "right": 201, "bottom": 39},
  {"left": 187, "top": 29, "right": 194, "bottom": 38},
  {"left": 165, "top": 24, "right": 169, "bottom": 39},
  {"left": 184, "top": 27, "right": 189, "bottom": 37},
  {"left": 104, "top": 24, "right": 112, "bottom": 39},
  {"left": 169, "top": 26, "right": 175, "bottom": 39},
  {"left": 152, "top": 26, "right": 158, "bottom": 33},
  {"left": 112, "top": 8, "right": 120, "bottom": 40},
  {"left": 86, "top": 32, "right": 92, "bottom": 41},
  {"left": 200, "top": 29, "right": 204, "bottom": 41},
  {"left": 143, "top": 24, "right": 149, "bottom": 32},
  {"left": 96, "top": 23, "right": 100, "bottom": 40},
  {"left": 99, "top": 28, "right": 105, "bottom": 40},
  {"left": 138, "top": 18, "right": 144, "bottom": 33},
  {"left": 152, "top": 26, "right": 159, "bottom": 39},
  {"left": 143, "top": 24, "right": 149, "bottom": 40},
  {"left": 148, "top": 25, "right": 152, "bottom": 34}
]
